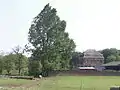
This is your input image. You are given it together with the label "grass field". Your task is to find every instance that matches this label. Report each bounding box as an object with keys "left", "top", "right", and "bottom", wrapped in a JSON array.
[
  {"left": 0, "top": 78, "right": 33, "bottom": 86},
  {"left": 0, "top": 76, "right": 120, "bottom": 90}
]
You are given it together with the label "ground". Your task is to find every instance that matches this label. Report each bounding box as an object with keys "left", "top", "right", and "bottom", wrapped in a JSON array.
[{"left": 0, "top": 76, "right": 120, "bottom": 90}]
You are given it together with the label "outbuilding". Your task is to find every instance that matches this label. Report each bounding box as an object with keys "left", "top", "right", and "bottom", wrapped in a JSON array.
[{"left": 102, "top": 61, "right": 120, "bottom": 71}]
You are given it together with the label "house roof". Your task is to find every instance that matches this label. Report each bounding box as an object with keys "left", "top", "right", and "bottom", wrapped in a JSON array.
[
  {"left": 83, "top": 49, "right": 104, "bottom": 59},
  {"left": 102, "top": 61, "right": 120, "bottom": 66}
]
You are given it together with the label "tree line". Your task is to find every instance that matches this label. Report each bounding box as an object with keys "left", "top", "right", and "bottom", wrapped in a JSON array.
[{"left": 1, "top": 47, "right": 120, "bottom": 76}]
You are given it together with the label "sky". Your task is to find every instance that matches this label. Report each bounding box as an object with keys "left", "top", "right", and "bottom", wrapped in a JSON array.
[{"left": 0, "top": 0, "right": 120, "bottom": 53}]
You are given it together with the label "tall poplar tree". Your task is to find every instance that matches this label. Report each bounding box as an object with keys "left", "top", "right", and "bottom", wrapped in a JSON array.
[{"left": 28, "top": 4, "right": 76, "bottom": 76}]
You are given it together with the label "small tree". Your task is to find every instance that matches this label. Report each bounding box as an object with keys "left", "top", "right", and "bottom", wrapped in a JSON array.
[
  {"left": 12, "top": 45, "right": 28, "bottom": 75},
  {"left": 0, "top": 51, "right": 4, "bottom": 74},
  {"left": 0, "top": 56, "right": 3, "bottom": 74},
  {"left": 3, "top": 54, "right": 15, "bottom": 75}
]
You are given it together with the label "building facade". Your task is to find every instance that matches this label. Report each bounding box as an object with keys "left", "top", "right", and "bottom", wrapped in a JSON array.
[{"left": 83, "top": 49, "right": 104, "bottom": 67}]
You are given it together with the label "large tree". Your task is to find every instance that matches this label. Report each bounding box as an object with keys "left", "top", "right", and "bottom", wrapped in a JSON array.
[{"left": 28, "top": 4, "right": 76, "bottom": 76}]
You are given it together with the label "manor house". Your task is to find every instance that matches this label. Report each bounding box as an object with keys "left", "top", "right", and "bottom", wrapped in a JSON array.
[{"left": 82, "top": 49, "right": 104, "bottom": 67}]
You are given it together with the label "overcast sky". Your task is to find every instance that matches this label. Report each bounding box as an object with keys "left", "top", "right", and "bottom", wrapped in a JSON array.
[{"left": 0, "top": 0, "right": 120, "bottom": 53}]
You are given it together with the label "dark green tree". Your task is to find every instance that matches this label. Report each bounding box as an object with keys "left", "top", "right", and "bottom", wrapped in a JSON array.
[
  {"left": 106, "top": 55, "right": 116, "bottom": 63},
  {"left": 101, "top": 49, "right": 111, "bottom": 63},
  {"left": 28, "top": 4, "right": 76, "bottom": 76},
  {"left": 101, "top": 48, "right": 120, "bottom": 63},
  {"left": 28, "top": 57, "right": 42, "bottom": 76},
  {"left": 70, "top": 52, "right": 83, "bottom": 68}
]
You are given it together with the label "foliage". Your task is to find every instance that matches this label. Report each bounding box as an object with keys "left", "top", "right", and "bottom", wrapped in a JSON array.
[
  {"left": 3, "top": 54, "right": 15, "bottom": 75},
  {"left": 106, "top": 55, "right": 116, "bottom": 63},
  {"left": 101, "top": 48, "right": 120, "bottom": 63},
  {"left": 0, "top": 51, "right": 4, "bottom": 74},
  {"left": 116, "top": 55, "right": 120, "bottom": 61},
  {"left": 28, "top": 58, "right": 42, "bottom": 76},
  {"left": 0, "top": 55, "right": 4, "bottom": 74},
  {"left": 70, "top": 52, "right": 83, "bottom": 68},
  {"left": 12, "top": 46, "right": 28, "bottom": 75},
  {"left": 101, "top": 49, "right": 112, "bottom": 63},
  {"left": 0, "top": 48, "right": 28, "bottom": 75},
  {"left": 28, "top": 4, "right": 76, "bottom": 76}
]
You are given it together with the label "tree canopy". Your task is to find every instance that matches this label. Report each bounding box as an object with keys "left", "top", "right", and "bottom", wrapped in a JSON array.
[{"left": 101, "top": 48, "right": 120, "bottom": 63}]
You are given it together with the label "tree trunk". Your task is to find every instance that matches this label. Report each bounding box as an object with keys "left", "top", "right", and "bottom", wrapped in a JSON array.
[{"left": 0, "top": 69, "right": 2, "bottom": 74}]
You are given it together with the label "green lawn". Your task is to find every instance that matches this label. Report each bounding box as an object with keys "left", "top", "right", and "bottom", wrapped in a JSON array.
[
  {"left": 0, "top": 78, "right": 38, "bottom": 90},
  {"left": 39, "top": 76, "right": 120, "bottom": 90},
  {"left": 0, "top": 78, "right": 32, "bottom": 86},
  {"left": 0, "top": 76, "right": 120, "bottom": 90}
]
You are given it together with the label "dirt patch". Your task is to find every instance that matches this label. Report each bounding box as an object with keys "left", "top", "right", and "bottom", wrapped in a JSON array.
[
  {"left": 1, "top": 78, "right": 41, "bottom": 89},
  {"left": 21, "top": 79, "right": 40, "bottom": 88}
]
